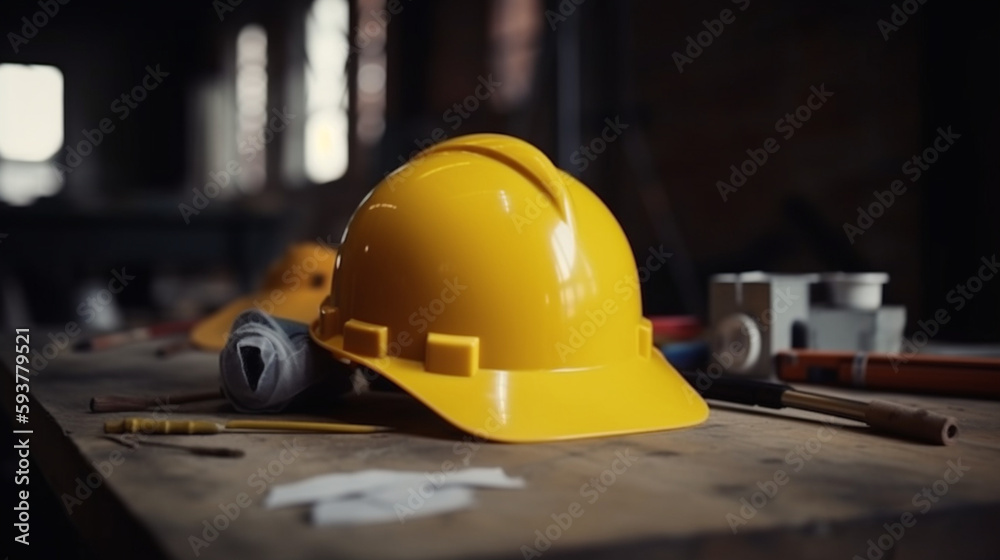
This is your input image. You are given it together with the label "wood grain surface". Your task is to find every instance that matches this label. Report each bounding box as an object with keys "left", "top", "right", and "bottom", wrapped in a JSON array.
[{"left": 3, "top": 340, "right": 999, "bottom": 560}]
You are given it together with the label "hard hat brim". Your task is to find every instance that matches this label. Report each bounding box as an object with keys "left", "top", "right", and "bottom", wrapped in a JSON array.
[{"left": 310, "top": 322, "right": 709, "bottom": 442}]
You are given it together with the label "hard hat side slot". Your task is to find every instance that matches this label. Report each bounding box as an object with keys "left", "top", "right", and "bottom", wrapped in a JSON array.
[
  {"left": 425, "top": 332, "right": 480, "bottom": 377},
  {"left": 343, "top": 319, "right": 388, "bottom": 359}
]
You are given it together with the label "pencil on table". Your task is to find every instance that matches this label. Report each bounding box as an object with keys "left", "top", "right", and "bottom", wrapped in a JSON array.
[
  {"left": 156, "top": 338, "right": 193, "bottom": 358},
  {"left": 74, "top": 319, "right": 198, "bottom": 352},
  {"left": 104, "top": 417, "right": 389, "bottom": 435}
]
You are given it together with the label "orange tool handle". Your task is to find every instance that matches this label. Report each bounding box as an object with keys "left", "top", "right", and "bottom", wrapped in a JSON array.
[{"left": 775, "top": 350, "right": 1000, "bottom": 399}]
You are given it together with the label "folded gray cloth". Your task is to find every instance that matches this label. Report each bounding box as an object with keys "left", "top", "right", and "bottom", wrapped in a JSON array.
[{"left": 219, "top": 310, "right": 328, "bottom": 412}]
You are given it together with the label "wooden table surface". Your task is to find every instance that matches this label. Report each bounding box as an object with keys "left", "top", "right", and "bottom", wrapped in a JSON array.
[{"left": 3, "top": 339, "right": 999, "bottom": 560}]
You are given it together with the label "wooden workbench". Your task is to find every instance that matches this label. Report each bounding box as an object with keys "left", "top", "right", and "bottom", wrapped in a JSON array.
[{"left": 3, "top": 339, "right": 999, "bottom": 560}]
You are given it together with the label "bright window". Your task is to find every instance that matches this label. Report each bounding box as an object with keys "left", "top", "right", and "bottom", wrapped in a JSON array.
[
  {"left": 0, "top": 63, "right": 64, "bottom": 206},
  {"left": 356, "top": 0, "right": 386, "bottom": 145},
  {"left": 236, "top": 24, "right": 268, "bottom": 192},
  {"left": 0, "top": 64, "right": 64, "bottom": 162},
  {"left": 304, "top": 0, "right": 350, "bottom": 183}
]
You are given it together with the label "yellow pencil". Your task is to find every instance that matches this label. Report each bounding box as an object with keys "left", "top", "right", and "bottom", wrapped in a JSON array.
[{"left": 105, "top": 417, "right": 387, "bottom": 435}]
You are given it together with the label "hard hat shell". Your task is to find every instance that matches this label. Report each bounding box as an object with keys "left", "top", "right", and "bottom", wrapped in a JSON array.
[
  {"left": 191, "top": 242, "right": 336, "bottom": 351},
  {"left": 310, "top": 134, "right": 708, "bottom": 442}
]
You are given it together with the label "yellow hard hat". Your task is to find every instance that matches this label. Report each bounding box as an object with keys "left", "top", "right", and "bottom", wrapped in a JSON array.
[
  {"left": 310, "top": 134, "right": 708, "bottom": 442},
  {"left": 191, "top": 242, "right": 337, "bottom": 351}
]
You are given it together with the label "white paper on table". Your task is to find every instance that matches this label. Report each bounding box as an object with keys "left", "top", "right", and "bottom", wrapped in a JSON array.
[
  {"left": 310, "top": 486, "right": 476, "bottom": 526},
  {"left": 264, "top": 467, "right": 525, "bottom": 509}
]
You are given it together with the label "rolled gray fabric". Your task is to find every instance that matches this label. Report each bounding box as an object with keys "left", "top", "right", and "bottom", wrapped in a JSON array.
[{"left": 219, "top": 309, "right": 328, "bottom": 412}]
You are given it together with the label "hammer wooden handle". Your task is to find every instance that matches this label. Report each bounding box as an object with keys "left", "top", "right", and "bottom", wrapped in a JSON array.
[
  {"left": 90, "top": 389, "right": 223, "bottom": 413},
  {"left": 865, "top": 400, "right": 959, "bottom": 445}
]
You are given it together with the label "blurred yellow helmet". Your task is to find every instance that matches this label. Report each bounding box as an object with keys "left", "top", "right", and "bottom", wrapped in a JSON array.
[
  {"left": 310, "top": 133, "right": 707, "bottom": 441},
  {"left": 191, "top": 242, "right": 336, "bottom": 351}
]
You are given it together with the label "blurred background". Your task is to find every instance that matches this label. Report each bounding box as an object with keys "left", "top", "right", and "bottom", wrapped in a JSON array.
[{"left": 1, "top": 0, "right": 998, "bottom": 341}]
